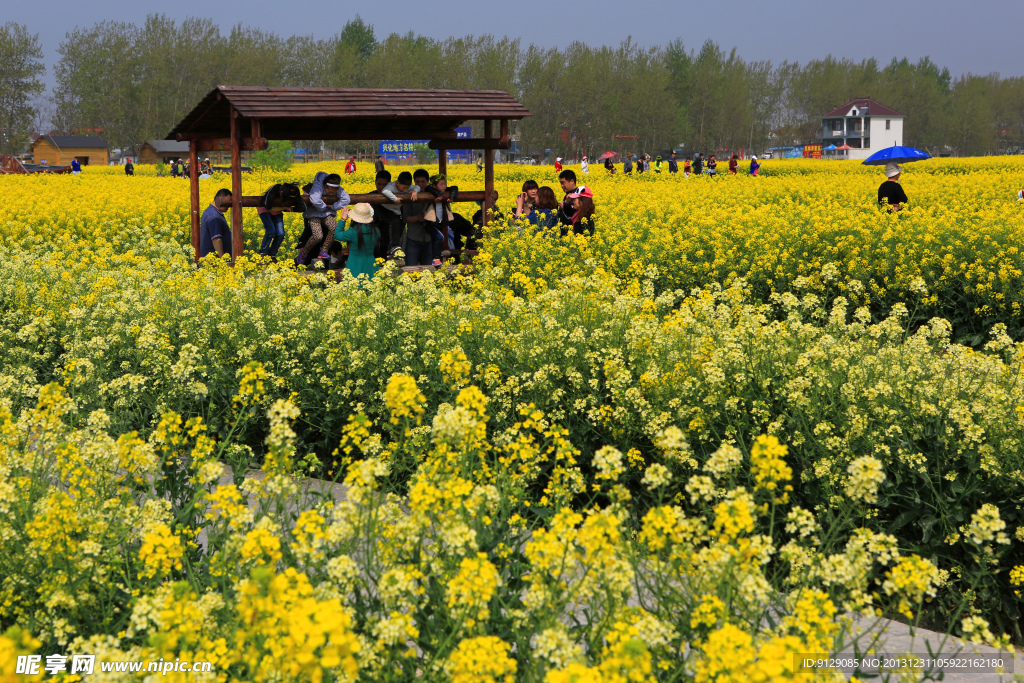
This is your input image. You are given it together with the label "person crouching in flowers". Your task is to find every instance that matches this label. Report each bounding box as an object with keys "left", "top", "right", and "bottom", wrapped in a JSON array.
[
  {"left": 334, "top": 203, "right": 379, "bottom": 280},
  {"left": 563, "top": 186, "right": 596, "bottom": 236}
]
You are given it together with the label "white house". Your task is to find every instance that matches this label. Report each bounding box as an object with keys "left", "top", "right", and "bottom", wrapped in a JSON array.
[{"left": 821, "top": 98, "right": 904, "bottom": 160}]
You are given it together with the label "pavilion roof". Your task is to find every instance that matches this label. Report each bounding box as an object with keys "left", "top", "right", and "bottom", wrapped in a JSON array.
[{"left": 166, "top": 86, "right": 531, "bottom": 141}]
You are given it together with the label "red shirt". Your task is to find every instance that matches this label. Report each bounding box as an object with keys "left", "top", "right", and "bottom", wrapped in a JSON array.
[{"left": 729, "top": 159, "right": 738, "bottom": 173}]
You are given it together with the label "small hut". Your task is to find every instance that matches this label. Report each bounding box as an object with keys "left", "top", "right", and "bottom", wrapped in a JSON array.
[
  {"left": 30, "top": 135, "right": 109, "bottom": 166},
  {"left": 137, "top": 140, "right": 191, "bottom": 165}
]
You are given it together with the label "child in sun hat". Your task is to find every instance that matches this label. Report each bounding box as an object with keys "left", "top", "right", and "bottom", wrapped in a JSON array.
[
  {"left": 334, "top": 203, "right": 379, "bottom": 279},
  {"left": 554, "top": 157, "right": 563, "bottom": 172}
]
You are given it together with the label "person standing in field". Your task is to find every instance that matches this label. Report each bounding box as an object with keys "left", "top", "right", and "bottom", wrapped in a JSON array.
[
  {"left": 693, "top": 153, "right": 703, "bottom": 175},
  {"left": 749, "top": 155, "right": 760, "bottom": 176},
  {"left": 729, "top": 154, "right": 739, "bottom": 175},
  {"left": 400, "top": 175, "right": 436, "bottom": 267},
  {"left": 684, "top": 156, "right": 692, "bottom": 177},
  {"left": 381, "top": 170, "right": 413, "bottom": 259},
  {"left": 564, "top": 186, "right": 596, "bottom": 237},
  {"left": 554, "top": 157, "right": 563, "bottom": 172},
  {"left": 877, "top": 163, "right": 909, "bottom": 212},
  {"left": 623, "top": 155, "right": 633, "bottom": 174},
  {"left": 70, "top": 158, "right": 82, "bottom": 175},
  {"left": 410, "top": 168, "right": 443, "bottom": 263},
  {"left": 513, "top": 179, "right": 539, "bottom": 221},
  {"left": 581, "top": 155, "right": 590, "bottom": 175},
  {"left": 476, "top": 154, "right": 484, "bottom": 172},
  {"left": 297, "top": 172, "right": 350, "bottom": 266},
  {"left": 669, "top": 152, "right": 678, "bottom": 174},
  {"left": 422, "top": 173, "right": 458, "bottom": 262},
  {"left": 375, "top": 155, "right": 385, "bottom": 173},
  {"left": 199, "top": 188, "right": 233, "bottom": 260},
  {"left": 345, "top": 156, "right": 356, "bottom": 175},
  {"left": 707, "top": 155, "right": 718, "bottom": 176},
  {"left": 369, "top": 170, "right": 393, "bottom": 257},
  {"left": 257, "top": 183, "right": 304, "bottom": 259},
  {"left": 557, "top": 169, "right": 584, "bottom": 228},
  {"left": 654, "top": 156, "right": 663, "bottom": 173},
  {"left": 334, "top": 203, "right": 379, "bottom": 279},
  {"left": 518, "top": 186, "right": 559, "bottom": 232},
  {"left": 124, "top": 160, "right": 134, "bottom": 176}
]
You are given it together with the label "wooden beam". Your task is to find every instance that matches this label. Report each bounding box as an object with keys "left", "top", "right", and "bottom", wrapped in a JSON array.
[
  {"left": 229, "top": 105, "right": 243, "bottom": 262},
  {"left": 438, "top": 148, "right": 447, "bottom": 176},
  {"left": 483, "top": 120, "right": 495, "bottom": 227},
  {"left": 180, "top": 137, "right": 268, "bottom": 152},
  {"left": 238, "top": 190, "right": 499, "bottom": 209},
  {"left": 189, "top": 141, "right": 200, "bottom": 262},
  {"left": 428, "top": 138, "right": 510, "bottom": 150}
]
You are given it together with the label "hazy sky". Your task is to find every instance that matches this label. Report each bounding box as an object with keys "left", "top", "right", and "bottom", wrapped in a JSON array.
[{"left": 7, "top": 0, "right": 1023, "bottom": 90}]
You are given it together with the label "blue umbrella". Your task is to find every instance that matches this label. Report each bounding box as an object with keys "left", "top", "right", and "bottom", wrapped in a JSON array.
[
  {"left": 861, "top": 145, "right": 931, "bottom": 165},
  {"left": 823, "top": 144, "right": 837, "bottom": 150}
]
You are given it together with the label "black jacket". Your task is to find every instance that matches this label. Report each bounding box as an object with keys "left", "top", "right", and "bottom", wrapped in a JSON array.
[{"left": 261, "top": 183, "right": 306, "bottom": 213}]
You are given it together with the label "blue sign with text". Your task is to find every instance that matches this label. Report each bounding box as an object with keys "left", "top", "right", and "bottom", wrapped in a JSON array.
[{"left": 378, "top": 126, "right": 474, "bottom": 160}]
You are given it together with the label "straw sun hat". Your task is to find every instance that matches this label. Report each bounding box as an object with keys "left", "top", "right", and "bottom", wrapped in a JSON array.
[{"left": 348, "top": 203, "right": 374, "bottom": 223}]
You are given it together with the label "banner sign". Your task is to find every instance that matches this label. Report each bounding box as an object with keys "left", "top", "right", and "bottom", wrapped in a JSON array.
[
  {"left": 378, "top": 127, "right": 474, "bottom": 159},
  {"left": 378, "top": 140, "right": 427, "bottom": 155},
  {"left": 803, "top": 144, "right": 822, "bottom": 159}
]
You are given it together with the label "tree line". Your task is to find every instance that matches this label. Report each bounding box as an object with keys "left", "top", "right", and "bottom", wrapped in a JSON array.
[{"left": 2, "top": 16, "right": 1023, "bottom": 158}]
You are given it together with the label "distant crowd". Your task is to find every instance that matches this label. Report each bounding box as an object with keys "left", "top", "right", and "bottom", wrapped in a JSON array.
[{"left": 553, "top": 151, "right": 762, "bottom": 177}]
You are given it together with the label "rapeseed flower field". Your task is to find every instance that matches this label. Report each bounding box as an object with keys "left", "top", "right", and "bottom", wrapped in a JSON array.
[{"left": 1, "top": 159, "right": 1023, "bottom": 681}]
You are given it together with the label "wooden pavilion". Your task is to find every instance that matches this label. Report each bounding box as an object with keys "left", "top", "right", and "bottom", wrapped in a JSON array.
[{"left": 166, "top": 86, "right": 532, "bottom": 261}]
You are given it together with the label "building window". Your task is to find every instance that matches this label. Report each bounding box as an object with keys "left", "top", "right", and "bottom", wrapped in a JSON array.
[{"left": 885, "top": 119, "right": 891, "bottom": 130}]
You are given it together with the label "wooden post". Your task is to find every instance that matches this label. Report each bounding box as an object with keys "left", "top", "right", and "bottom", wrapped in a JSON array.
[
  {"left": 438, "top": 148, "right": 447, "bottom": 177},
  {"left": 229, "top": 105, "right": 243, "bottom": 262},
  {"left": 189, "top": 141, "right": 200, "bottom": 262},
  {"left": 483, "top": 119, "right": 494, "bottom": 226}
]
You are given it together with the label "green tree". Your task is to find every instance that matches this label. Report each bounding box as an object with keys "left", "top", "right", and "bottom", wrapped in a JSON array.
[
  {"left": 249, "top": 139, "right": 293, "bottom": 171},
  {"left": 948, "top": 74, "right": 998, "bottom": 155},
  {"left": 54, "top": 21, "right": 140, "bottom": 148},
  {"left": 0, "top": 22, "right": 46, "bottom": 154},
  {"left": 339, "top": 15, "right": 376, "bottom": 60},
  {"left": 413, "top": 142, "right": 437, "bottom": 164}
]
